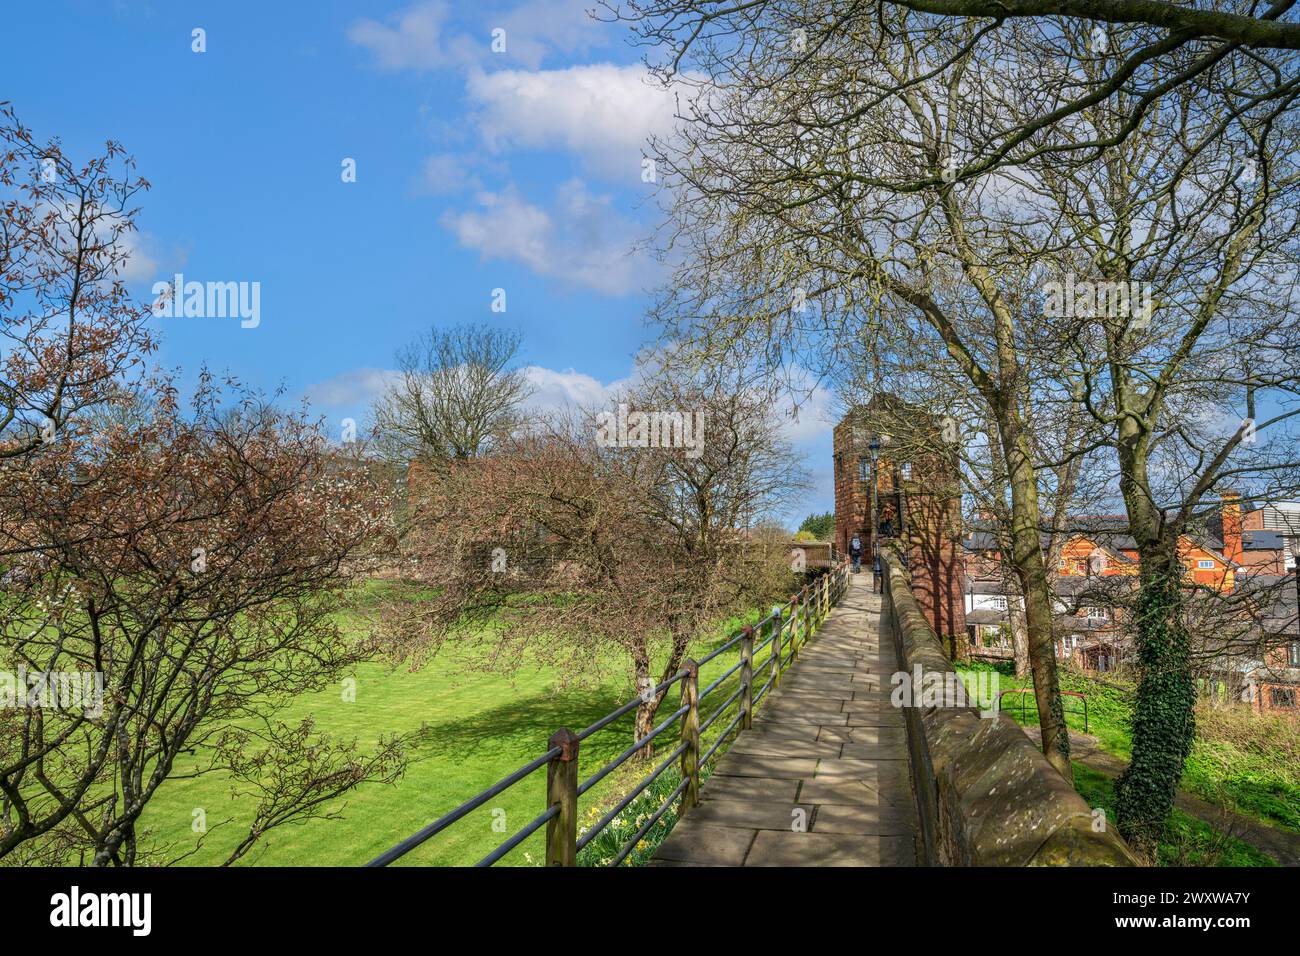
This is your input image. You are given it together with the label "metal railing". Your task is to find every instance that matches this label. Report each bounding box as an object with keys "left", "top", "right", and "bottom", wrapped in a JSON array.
[
  {"left": 996, "top": 687, "right": 1089, "bottom": 733},
  {"left": 366, "top": 558, "right": 854, "bottom": 867}
]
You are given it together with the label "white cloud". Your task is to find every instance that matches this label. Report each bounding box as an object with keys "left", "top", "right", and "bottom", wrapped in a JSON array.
[
  {"left": 440, "top": 179, "right": 653, "bottom": 295},
  {"left": 488, "top": 0, "right": 612, "bottom": 69},
  {"left": 303, "top": 367, "right": 402, "bottom": 408},
  {"left": 466, "top": 63, "right": 681, "bottom": 177},
  {"left": 775, "top": 382, "right": 837, "bottom": 446},
  {"left": 522, "top": 365, "right": 622, "bottom": 413},
  {"left": 118, "top": 232, "right": 159, "bottom": 283},
  {"left": 349, "top": 0, "right": 612, "bottom": 72},
  {"left": 347, "top": 1, "right": 474, "bottom": 71},
  {"left": 419, "top": 153, "right": 486, "bottom": 194}
]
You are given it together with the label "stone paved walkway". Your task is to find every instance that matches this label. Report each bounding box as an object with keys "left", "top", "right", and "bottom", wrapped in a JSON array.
[{"left": 650, "top": 574, "right": 917, "bottom": 866}]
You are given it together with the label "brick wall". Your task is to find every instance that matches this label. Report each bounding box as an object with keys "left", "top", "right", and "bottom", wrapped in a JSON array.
[
  {"left": 834, "top": 400, "right": 966, "bottom": 647},
  {"left": 904, "top": 482, "right": 967, "bottom": 654}
]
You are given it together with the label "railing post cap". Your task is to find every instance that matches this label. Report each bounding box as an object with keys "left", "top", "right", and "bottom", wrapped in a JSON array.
[
  {"left": 548, "top": 727, "right": 580, "bottom": 761},
  {"left": 682, "top": 658, "right": 699, "bottom": 677}
]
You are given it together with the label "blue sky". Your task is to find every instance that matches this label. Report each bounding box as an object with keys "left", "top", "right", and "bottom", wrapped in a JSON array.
[{"left": 2, "top": 0, "right": 839, "bottom": 525}]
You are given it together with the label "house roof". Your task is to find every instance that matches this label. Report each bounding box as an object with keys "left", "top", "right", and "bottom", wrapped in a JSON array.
[
  {"left": 1052, "top": 575, "right": 1136, "bottom": 598},
  {"left": 964, "top": 517, "right": 1234, "bottom": 566},
  {"left": 1232, "top": 574, "right": 1300, "bottom": 635},
  {"left": 1057, "top": 616, "right": 1114, "bottom": 632},
  {"left": 1243, "top": 530, "right": 1287, "bottom": 551}
]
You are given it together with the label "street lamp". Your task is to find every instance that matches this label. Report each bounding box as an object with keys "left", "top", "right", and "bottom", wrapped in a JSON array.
[{"left": 868, "top": 437, "right": 881, "bottom": 576}]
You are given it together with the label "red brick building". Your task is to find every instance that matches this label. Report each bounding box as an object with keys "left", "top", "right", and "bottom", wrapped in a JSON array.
[{"left": 833, "top": 396, "right": 966, "bottom": 653}]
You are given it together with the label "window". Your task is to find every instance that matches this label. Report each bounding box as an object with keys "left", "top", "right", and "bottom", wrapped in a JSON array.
[
  {"left": 988, "top": 595, "right": 1008, "bottom": 610},
  {"left": 1290, "top": 643, "right": 1300, "bottom": 668},
  {"left": 901, "top": 462, "right": 912, "bottom": 480},
  {"left": 1083, "top": 606, "right": 1108, "bottom": 621},
  {"left": 1270, "top": 687, "right": 1297, "bottom": 708},
  {"left": 1197, "top": 559, "right": 1215, "bottom": 570}
]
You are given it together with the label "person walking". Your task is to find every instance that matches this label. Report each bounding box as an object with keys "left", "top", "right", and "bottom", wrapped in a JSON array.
[
  {"left": 873, "top": 554, "right": 883, "bottom": 593},
  {"left": 849, "top": 535, "right": 863, "bottom": 573}
]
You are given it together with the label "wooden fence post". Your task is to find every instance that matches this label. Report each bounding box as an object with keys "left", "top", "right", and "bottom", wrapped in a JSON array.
[
  {"left": 739, "top": 626, "right": 754, "bottom": 730},
  {"left": 679, "top": 659, "right": 700, "bottom": 813},
  {"left": 775, "top": 600, "right": 791, "bottom": 688},
  {"left": 802, "top": 585, "right": 812, "bottom": 649},
  {"left": 545, "top": 728, "right": 579, "bottom": 867}
]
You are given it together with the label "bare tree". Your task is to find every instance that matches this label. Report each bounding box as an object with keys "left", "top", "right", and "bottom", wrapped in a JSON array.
[
  {"left": 996, "top": 25, "right": 1300, "bottom": 854},
  {"left": 613, "top": 1, "right": 1300, "bottom": 183},
  {"left": 388, "top": 362, "right": 807, "bottom": 749},
  {"left": 622, "top": 0, "right": 1300, "bottom": 845},
  {"left": 369, "top": 324, "right": 533, "bottom": 463},
  {"left": 621, "top": 6, "right": 1083, "bottom": 775}
]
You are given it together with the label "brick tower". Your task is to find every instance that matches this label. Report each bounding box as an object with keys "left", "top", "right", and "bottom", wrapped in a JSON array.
[{"left": 833, "top": 395, "right": 966, "bottom": 653}]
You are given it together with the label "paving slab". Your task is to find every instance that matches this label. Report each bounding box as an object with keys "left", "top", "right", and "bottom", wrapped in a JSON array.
[
  {"left": 654, "top": 823, "right": 755, "bottom": 865},
  {"left": 745, "top": 831, "right": 915, "bottom": 866},
  {"left": 652, "top": 575, "right": 918, "bottom": 866},
  {"left": 729, "top": 736, "right": 843, "bottom": 759},
  {"left": 712, "top": 753, "right": 820, "bottom": 779}
]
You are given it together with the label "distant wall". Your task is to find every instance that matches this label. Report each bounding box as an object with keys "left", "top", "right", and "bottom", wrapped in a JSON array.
[
  {"left": 788, "top": 541, "right": 833, "bottom": 568},
  {"left": 883, "top": 551, "right": 1140, "bottom": 867}
]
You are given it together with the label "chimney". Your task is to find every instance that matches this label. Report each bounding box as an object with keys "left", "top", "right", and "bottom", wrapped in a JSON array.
[{"left": 1221, "top": 491, "right": 1243, "bottom": 564}]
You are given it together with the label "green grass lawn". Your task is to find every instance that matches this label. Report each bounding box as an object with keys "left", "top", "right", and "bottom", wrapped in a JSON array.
[
  {"left": 135, "top": 601, "right": 792, "bottom": 867},
  {"left": 1071, "top": 764, "right": 1276, "bottom": 867},
  {"left": 958, "top": 660, "right": 1134, "bottom": 755},
  {"left": 957, "top": 659, "right": 1299, "bottom": 863}
]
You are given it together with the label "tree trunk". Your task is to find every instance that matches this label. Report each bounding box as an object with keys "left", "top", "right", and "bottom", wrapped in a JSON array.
[
  {"left": 633, "top": 695, "right": 660, "bottom": 761},
  {"left": 1007, "top": 583, "right": 1031, "bottom": 679},
  {"left": 632, "top": 651, "right": 658, "bottom": 760},
  {"left": 1003, "top": 420, "right": 1072, "bottom": 779},
  {"left": 631, "top": 638, "right": 689, "bottom": 761},
  {"left": 1114, "top": 501, "right": 1197, "bottom": 859}
]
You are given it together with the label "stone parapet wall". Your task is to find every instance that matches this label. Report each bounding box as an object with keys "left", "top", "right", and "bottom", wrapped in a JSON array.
[{"left": 883, "top": 551, "right": 1140, "bottom": 867}]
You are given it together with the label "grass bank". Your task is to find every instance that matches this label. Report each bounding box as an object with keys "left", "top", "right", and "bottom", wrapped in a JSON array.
[
  {"left": 957, "top": 659, "right": 1297, "bottom": 865},
  {"left": 137, "top": 601, "right": 777, "bottom": 866}
]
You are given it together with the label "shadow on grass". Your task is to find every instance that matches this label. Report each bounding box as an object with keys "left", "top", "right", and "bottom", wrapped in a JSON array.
[{"left": 408, "top": 687, "right": 640, "bottom": 769}]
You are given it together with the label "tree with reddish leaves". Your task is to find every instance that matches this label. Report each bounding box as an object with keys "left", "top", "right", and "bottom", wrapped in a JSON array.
[
  {"left": 0, "top": 109, "right": 408, "bottom": 865},
  {"left": 1, "top": 102, "right": 153, "bottom": 460},
  {"left": 387, "top": 369, "right": 806, "bottom": 752},
  {"left": 0, "top": 373, "right": 405, "bottom": 865}
]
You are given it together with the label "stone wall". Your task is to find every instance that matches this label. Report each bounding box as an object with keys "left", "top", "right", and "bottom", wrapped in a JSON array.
[{"left": 883, "top": 551, "right": 1140, "bottom": 866}]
